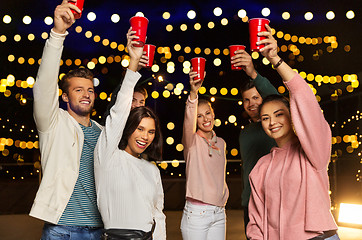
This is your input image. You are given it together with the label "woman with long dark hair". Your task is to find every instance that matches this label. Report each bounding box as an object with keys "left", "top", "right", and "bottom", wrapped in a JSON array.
[
  {"left": 246, "top": 24, "right": 339, "bottom": 240},
  {"left": 94, "top": 28, "right": 166, "bottom": 240}
]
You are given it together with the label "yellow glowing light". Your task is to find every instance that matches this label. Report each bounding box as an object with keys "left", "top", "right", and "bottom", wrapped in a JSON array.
[
  {"left": 0, "top": 35, "right": 6, "bottom": 42},
  {"left": 166, "top": 25, "right": 173, "bottom": 32},
  {"left": 166, "top": 137, "right": 174, "bottom": 145},
  {"left": 214, "top": 119, "right": 221, "bottom": 127},
  {"left": 26, "top": 77, "right": 35, "bottom": 86},
  {"left": 238, "top": 9, "right": 247, "bottom": 18},
  {"left": 184, "top": 46, "right": 191, "bottom": 53},
  {"left": 84, "top": 31, "right": 92, "bottom": 39},
  {"left": 230, "top": 88, "right": 238, "bottom": 95},
  {"left": 278, "top": 86, "right": 286, "bottom": 94},
  {"left": 23, "top": 15, "right": 32, "bottom": 24},
  {"left": 326, "top": 11, "right": 335, "bottom": 20},
  {"left": 163, "top": 90, "right": 171, "bottom": 98},
  {"left": 187, "top": 10, "right": 196, "bottom": 19},
  {"left": 209, "top": 87, "right": 217, "bottom": 95},
  {"left": 111, "top": 14, "right": 120, "bottom": 23},
  {"left": 87, "top": 12, "right": 97, "bottom": 22},
  {"left": 121, "top": 59, "right": 130, "bottom": 67},
  {"left": 74, "top": 26, "right": 82, "bottom": 34},
  {"left": 3, "top": 15, "right": 12, "bottom": 24},
  {"left": 151, "top": 64, "right": 159, "bottom": 72},
  {"left": 220, "top": 88, "right": 228, "bottom": 95},
  {"left": 221, "top": 18, "right": 228, "bottom": 25},
  {"left": 262, "top": 57, "right": 270, "bottom": 65},
  {"left": 213, "top": 58, "right": 221, "bottom": 66},
  {"left": 151, "top": 91, "right": 159, "bottom": 99},
  {"left": 214, "top": 48, "right": 221, "bottom": 55},
  {"left": 251, "top": 52, "right": 259, "bottom": 59},
  {"left": 176, "top": 83, "right": 184, "bottom": 90},
  {"left": 261, "top": 8, "right": 271, "bottom": 17},
  {"left": 14, "top": 34, "right": 21, "bottom": 42},
  {"left": 213, "top": 7, "right": 222, "bottom": 16},
  {"left": 172, "top": 160, "right": 179, "bottom": 167},
  {"left": 102, "top": 39, "right": 109, "bottom": 46},
  {"left": 208, "top": 22, "right": 215, "bottom": 29},
  {"left": 338, "top": 203, "right": 362, "bottom": 225},
  {"left": 231, "top": 148, "right": 238, "bottom": 156},
  {"left": 41, "top": 32, "right": 48, "bottom": 39},
  {"left": 167, "top": 122, "right": 175, "bottom": 130},
  {"left": 176, "top": 144, "right": 184, "bottom": 151},
  {"left": 174, "top": 44, "right": 181, "bottom": 51},
  {"left": 99, "top": 92, "right": 107, "bottom": 100},
  {"left": 180, "top": 24, "right": 187, "bottom": 31},
  {"left": 199, "top": 87, "right": 206, "bottom": 94},
  {"left": 346, "top": 10, "right": 355, "bottom": 19},
  {"left": 210, "top": 97, "right": 215, "bottom": 102},
  {"left": 160, "top": 161, "right": 168, "bottom": 170},
  {"left": 8, "top": 55, "right": 15, "bottom": 62},
  {"left": 228, "top": 115, "right": 236, "bottom": 123},
  {"left": 163, "top": 12, "right": 171, "bottom": 20},
  {"left": 18, "top": 57, "right": 25, "bottom": 64},
  {"left": 282, "top": 12, "right": 290, "bottom": 20},
  {"left": 304, "top": 12, "right": 313, "bottom": 21}
]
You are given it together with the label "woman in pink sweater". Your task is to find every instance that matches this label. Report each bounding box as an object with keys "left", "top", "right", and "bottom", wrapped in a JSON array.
[
  {"left": 246, "top": 25, "right": 339, "bottom": 240},
  {"left": 180, "top": 69, "right": 229, "bottom": 240}
]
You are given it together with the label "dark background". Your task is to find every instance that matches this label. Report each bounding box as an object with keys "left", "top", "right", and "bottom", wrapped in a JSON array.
[{"left": 0, "top": 0, "right": 361, "bottom": 213}]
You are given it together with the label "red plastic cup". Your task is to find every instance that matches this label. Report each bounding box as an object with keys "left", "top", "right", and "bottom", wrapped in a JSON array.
[
  {"left": 249, "top": 18, "right": 270, "bottom": 52},
  {"left": 70, "top": 0, "right": 85, "bottom": 19},
  {"left": 143, "top": 44, "right": 156, "bottom": 68},
  {"left": 191, "top": 57, "right": 206, "bottom": 80},
  {"left": 129, "top": 16, "right": 149, "bottom": 47},
  {"left": 229, "top": 45, "right": 246, "bottom": 71}
]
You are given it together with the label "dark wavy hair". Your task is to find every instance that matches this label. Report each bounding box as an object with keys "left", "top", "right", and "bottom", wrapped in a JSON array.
[
  {"left": 240, "top": 80, "right": 256, "bottom": 97},
  {"left": 101, "top": 83, "right": 148, "bottom": 125},
  {"left": 259, "top": 94, "right": 290, "bottom": 115},
  {"left": 60, "top": 68, "right": 94, "bottom": 94},
  {"left": 119, "top": 106, "right": 163, "bottom": 161}
]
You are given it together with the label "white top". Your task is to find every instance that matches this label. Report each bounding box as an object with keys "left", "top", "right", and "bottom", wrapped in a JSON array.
[{"left": 94, "top": 69, "right": 166, "bottom": 240}]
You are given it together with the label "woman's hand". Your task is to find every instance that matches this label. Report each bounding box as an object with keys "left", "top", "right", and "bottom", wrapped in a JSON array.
[
  {"left": 189, "top": 68, "right": 204, "bottom": 100},
  {"left": 126, "top": 27, "right": 144, "bottom": 72},
  {"left": 258, "top": 24, "right": 280, "bottom": 66}
]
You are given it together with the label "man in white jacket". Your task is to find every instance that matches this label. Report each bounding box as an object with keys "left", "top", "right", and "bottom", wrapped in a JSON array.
[{"left": 30, "top": 1, "right": 104, "bottom": 239}]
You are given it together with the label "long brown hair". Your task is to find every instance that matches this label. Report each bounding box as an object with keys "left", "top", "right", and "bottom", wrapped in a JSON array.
[{"left": 119, "top": 106, "right": 163, "bottom": 161}]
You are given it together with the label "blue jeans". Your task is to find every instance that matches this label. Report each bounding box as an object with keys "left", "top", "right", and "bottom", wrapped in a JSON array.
[
  {"left": 325, "top": 234, "right": 340, "bottom": 240},
  {"left": 41, "top": 223, "right": 103, "bottom": 240}
]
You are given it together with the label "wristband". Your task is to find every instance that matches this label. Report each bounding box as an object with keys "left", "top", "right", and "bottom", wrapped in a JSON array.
[{"left": 273, "top": 58, "right": 284, "bottom": 69}]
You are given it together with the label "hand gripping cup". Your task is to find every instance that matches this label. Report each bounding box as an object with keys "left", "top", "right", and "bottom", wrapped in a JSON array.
[
  {"left": 129, "top": 16, "right": 149, "bottom": 47},
  {"left": 229, "top": 45, "right": 246, "bottom": 70},
  {"left": 191, "top": 57, "right": 206, "bottom": 80},
  {"left": 70, "top": 0, "right": 85, "bottom": 19},
  {"left": 249, "top": 18, "right": 270, "bottom": 52},
  {"left": 143, "top": 44, "right": 156, "bottom": 68}
]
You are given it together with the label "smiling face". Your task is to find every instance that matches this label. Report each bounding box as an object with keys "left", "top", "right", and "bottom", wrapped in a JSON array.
[
  {"left": 197, "top": 102, "right": 215, "bottom": 135},
  {"left": 260, "top": 100, "right": 295, "bottom": 148},
  {"left": 125, "top": 117, "right": 156, "bottom": 158},
  {"left": 242, "top": 87, "right": 263, "bottom": 122},
  {"left": 62, "top": 77, "right": 95, "bottom": 117}
]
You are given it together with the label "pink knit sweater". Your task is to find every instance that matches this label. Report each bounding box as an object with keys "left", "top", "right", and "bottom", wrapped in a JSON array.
[
  {"left": 182, "top": 96, "right": 229, "bottom": 207},
  {"left": 247, "top": 74, "right": 338, "bottom": 240}
]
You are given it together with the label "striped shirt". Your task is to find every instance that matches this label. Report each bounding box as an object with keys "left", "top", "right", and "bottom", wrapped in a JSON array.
[{"left": 58, "top": 121, "right": 103, "bottom": 227}]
